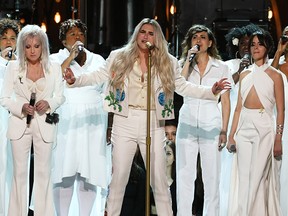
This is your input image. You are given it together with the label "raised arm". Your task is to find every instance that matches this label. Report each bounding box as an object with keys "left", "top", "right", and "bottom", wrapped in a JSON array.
[{"left": 271, "top": 38, "right": 288, "bottom": 69}]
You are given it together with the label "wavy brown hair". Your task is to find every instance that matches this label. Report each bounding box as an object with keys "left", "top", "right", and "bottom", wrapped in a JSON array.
[{"left": 180, "top": 24, "right": 221, "bottom": 66}]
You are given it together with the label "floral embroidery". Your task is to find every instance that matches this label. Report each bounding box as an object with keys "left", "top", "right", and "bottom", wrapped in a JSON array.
[
  {"left": 18, "top": 73, "right": 24, "bottom": 84},
  {"left": 158, "top": 92, "right": 165, "bottom": 106},
  {"left": 232, "top": 37, "right": 239, "bottom": 46},
  {"left": 158, "top": 92, "right": 174, "bottom": 118},
  {"left": 105, "top": 89, "right": 125, "bottom": 112}
]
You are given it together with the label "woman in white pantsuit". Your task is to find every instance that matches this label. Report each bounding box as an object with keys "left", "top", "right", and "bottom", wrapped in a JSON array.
[
  {"left": 176, "top": 24, "right": 232, "bottom": 216},
  {"left": 63, "top": 18, "right": 230, "bottom": 216},
  {"left": 0, "top": 25, "right": 65, "bottom": 216},
  {"left": 227, "top": 29, "right": 284, "bottom": 216}
]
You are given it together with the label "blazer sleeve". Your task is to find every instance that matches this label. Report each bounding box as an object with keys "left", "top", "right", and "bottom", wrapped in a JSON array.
[
  {"left": 0, "top": 62, "right": 25, "bottom": 118},
  {"left": 45, "top": 63, "right": 66, "bottom": 113},
  {"left": 69, "top": 50, "right": 118, "bottom": 88}
]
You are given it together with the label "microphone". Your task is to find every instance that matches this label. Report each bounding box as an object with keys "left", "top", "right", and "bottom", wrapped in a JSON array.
[
  {"left": 27, "top": 92, "right": 36, "bottom": 125},
  {"left": 78, "top": 45, "right": 84, "bottom": 52},
  {"left": 8, "top": 50, "right": 12, "bottom": 59},
  {"left": 243, "top": 53, "right": 250, "bottom": 59},
  {"left": 146, "top": 42, "right": 155, "bottom": 50},
  {"left": 189, "top": 44, "right": 200, "bottom": 62},
  {"left": 242, "top": 53, "right": 250, "bottom": 68},
  {"left": 281, "top": 35, "right": 288, "bottom": 44},
  {"left": 229, "top": 144, "right": 236, "bottom": 153}
]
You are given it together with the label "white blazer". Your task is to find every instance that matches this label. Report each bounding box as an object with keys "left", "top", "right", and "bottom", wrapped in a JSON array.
[
  {"left": 71, "top": 49, "right": 217, "bottom": 120},
  {"left": 0, "top": 59, "right": 65, "bottom": 142}
]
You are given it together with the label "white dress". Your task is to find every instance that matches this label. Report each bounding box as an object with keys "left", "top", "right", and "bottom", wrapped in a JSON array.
[
  {"left": 50, "top": 48, "right": 111, "bottom": 215},
  {"left": 219, "top": 58, "right": 241, "bottom": 216}
]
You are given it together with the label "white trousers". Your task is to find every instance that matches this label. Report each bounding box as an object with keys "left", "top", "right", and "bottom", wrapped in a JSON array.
[
  {"left": 176, "top": 124, "right": 221, "bottom": 216},
  {"left": 228, "top": 108, "right": 281, "bottom": 216},
  {"left": 0, "top": 139, "right": 12, "bottom": 216},
  {"left": 107, "top": 109, "right": 173, "bottom": 216},
  {"left": 8, "top": 121, "right": 54, "bottom": 216}
]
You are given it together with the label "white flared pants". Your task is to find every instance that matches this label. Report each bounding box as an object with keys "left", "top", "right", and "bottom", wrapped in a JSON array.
[
  {"left": 107, "top": 109, "right": 173, "bottom": 216},
  {"left": 8, "top": 121, "right": 54, "bottom": 216}
]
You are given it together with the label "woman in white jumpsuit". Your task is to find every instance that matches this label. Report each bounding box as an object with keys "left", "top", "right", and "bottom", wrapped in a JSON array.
[
  {"left": 176, "top": 24, "right": 232, "bottom": 216},
  {"left": 227, "top": 29, "right": 284, "bottom": 216},
  {"left": 221, "top": 23, "right": 260, "bottom": 216}
]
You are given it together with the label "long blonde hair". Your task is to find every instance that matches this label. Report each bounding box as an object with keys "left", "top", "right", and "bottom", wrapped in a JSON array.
[{"left": 110, "top": 18, "right": 175, "bottom": 100}]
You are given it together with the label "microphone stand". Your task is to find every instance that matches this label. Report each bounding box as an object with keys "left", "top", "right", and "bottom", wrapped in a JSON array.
[{"left": 145, "top": 48, "right": 152, "bottom": 216}]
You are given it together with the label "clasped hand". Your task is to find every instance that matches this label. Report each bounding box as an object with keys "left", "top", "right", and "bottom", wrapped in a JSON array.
[{"left": 22, "top": 100, "right": 50, "bottom": 116}]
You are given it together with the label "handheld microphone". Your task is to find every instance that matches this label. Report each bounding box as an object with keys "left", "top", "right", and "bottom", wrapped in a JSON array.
[
  {"left": 189, "top": 44, "right": 200, "bottom": 62},
  {"left": 27, "top": 92, "right": 36, "bottom": 125},
  {"left": 229, "top": 144, "right": 236, "bottom": 153},
  {"left": 281, "top": 35, "right": 288, "bottom": 44},
  {"left": 78, "top": 45, "right": 84, "bottom": 52},
  {"left": 8, "top": 50, "right": 12, "bottom": 59},
  {"left": 242, "top": 53, "right": 250, "bottom": 68},
  {"left": 146, "top": 42, "right": 155, "bottom": 50}
]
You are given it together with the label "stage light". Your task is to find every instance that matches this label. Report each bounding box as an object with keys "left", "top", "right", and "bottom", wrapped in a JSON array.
[
  {"left": 54, "top": 12, "right": 61, "bottom": 23},
  {"left": 268, "top": 7, "right": 273, "bottom": 20},
  {"left": 170, "top": 5, "right": 176, "bottom": 15},
  {"left": 20, "top": 18, "right": 25, "bottom": 24},
  {"left": 41, "top": 22, "right": 47, "bottom": 32}
]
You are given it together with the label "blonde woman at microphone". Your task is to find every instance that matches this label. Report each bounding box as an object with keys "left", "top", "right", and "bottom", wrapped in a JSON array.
[
  {"left": 63, "top": 18, "right": 230, "bottom": 216},
  {"left": 0, "top": 24, "right": 65, "bottom": 216},
  {"left": 176, "top": 24, "right": 233, "bottom": 216}
]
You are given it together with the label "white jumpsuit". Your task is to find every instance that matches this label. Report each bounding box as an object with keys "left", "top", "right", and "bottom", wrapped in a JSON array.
[
  {"left": 176, "top": 57, "right": 232, "bottom": 216},
  {"left": 228, "top": 63, "right": 282, "bottom": 216}
]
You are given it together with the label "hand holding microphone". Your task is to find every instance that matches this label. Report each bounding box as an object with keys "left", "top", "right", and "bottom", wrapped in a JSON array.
[
  {"left": 1, "top": 47, "right": 13, "bottom": 60},
  {"left": 238, "top": 53, "right": 250, "bottom": 73},
  {"left": 189, "top": 44, "right": 200, "bottom": 62},
  {"left": 70, "top": 41, "right": 84, "bottom": 59},
  {"left": 27, "top": 92, "right": 36, "bottom": 125}
]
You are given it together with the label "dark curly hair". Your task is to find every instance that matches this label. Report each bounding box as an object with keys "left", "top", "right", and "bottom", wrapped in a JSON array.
[
  {"left": 225, "top": 23, "right": 260, "bottom": 58},
  {"left": 59, "top": 19, "right": 87, "bottom": 42},
  {"left": 248, "top": 29, "right": 274, "bottom": 58},
  {"left": 181, "top": 24, "right": 221, "bottom": 62},
  {"left": 0, "top": 18, "right": 20, "bottom": 36}
]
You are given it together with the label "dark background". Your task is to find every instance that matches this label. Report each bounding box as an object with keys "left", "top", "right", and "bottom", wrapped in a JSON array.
[{"left": 0, "top": 0, "right": 287, "bottom": 60}]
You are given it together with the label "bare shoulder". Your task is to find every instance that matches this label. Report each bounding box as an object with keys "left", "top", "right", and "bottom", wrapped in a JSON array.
[
  {"left": 239, "top": 68, "right": 251, "bottom": 81},
  {"left": 266, "top": 66, "right": 283, "bottom": 79}
]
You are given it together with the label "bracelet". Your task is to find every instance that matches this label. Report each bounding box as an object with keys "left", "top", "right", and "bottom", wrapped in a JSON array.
[
  {"left": 277, "top": 124, "right": 284, "bottom": 130},
  {"left": 220, "top": 131, "right": 227, "bottom": 136},
  {"left": 107, "top": 127, "right": 112, "bottom": 130}
]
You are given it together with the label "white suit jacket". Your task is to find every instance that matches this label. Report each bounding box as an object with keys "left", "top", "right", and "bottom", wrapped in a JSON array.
[
  {"left": 70, "top": 49, "right": 218, "bottom": 120},
  {"left": 0, "top": 59, "right": 65, "bottom": 142}
]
